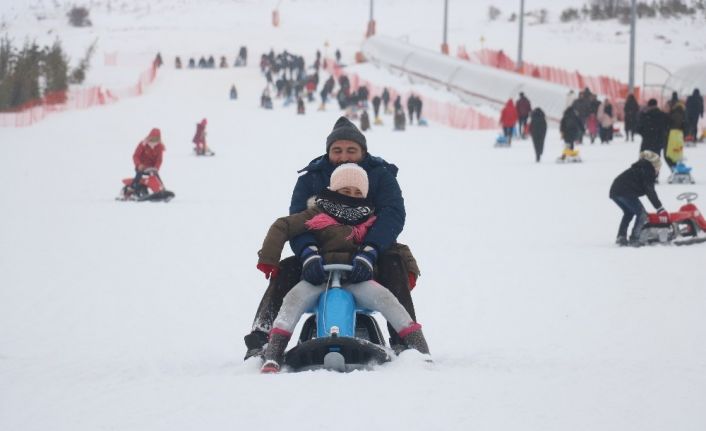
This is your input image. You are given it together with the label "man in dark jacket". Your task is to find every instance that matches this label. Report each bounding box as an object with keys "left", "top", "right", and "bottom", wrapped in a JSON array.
[
  {"left": 623, "top": 93, "right": 640, "bottom": 141},
  {"left": 637, "top": 99, "right": 668, "bottom": 155},
  {"left": 529, "top": 108, "right": 547, "bottom": 162},
  {"left": 515, "top": 92, "right": 532, "bottom": 139},
  {"left": 244, "top": 117, "right": 418, "bottom": 359},
  {"left": 685, "top": 88, "right": 703, "bottom": 139},
  {"left": 609, "top": 151, "right": 667, "bottom": 246}
]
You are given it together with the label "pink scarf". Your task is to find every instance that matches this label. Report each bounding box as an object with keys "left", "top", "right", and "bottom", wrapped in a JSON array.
[{"left": 305, "top": 213, "right": 377, "bottom": 244}]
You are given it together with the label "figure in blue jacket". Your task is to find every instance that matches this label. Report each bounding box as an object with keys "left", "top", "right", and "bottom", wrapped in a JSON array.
[{"left": 244, "top": 117, "right": 420, "bottom": 359}]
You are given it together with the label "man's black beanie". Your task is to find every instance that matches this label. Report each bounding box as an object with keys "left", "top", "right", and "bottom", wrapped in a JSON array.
[{"left": 325, "top": 116, "right": 367, "bottom": 153}]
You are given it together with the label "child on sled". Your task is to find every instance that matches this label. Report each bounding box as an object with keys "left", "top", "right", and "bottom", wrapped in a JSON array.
[{"left": 256, "top": 163, "right": 431, "bottom": 373}]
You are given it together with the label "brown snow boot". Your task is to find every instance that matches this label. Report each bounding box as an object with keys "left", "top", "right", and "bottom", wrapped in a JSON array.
[
  {"left": 399, "top": 323, "right": 430, "bottom": 355},
  {"left": 260, "top": 329, "right": 291, "bottom": 374}
]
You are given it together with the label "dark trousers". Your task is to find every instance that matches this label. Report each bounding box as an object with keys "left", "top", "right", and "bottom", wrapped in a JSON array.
[
  {"left": 249, "top": 252, "right": 416, "bottom": 346},
  {"left": 531, "top": 133, "right": 545, "bottom": 162},
  {"left": 503, "top": 127, "right": 514, "bottom": 144},
  {"left": 518, "top": 116, "right": 528, "bottom": 137},
  {"left": 612, "top": 196, "right": 647, "bottom": 239}
]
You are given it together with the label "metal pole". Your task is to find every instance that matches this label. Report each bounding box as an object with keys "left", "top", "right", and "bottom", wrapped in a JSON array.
[
  {"left": 366, "top": 0, "right": 376, "bottom": 37},
  {"left": 441, "top": 0, "right": 449, "bottom": 54},
  {"left": 517, "top": 0, "right": 524, "bottom": 71},
  {"left": 628, "top": 0, "right": 636, "bottom": 94}
]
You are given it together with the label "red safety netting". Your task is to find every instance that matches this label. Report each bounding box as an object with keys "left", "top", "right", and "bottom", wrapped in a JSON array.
[
  {"left": 325, "top": 60, "right": 497, "bottom": 130},
  {"left": 457, "top": 45, "right": 633, "bottom": 102},
  {"left": 0, "top": 62, "right": 158, "bottom": 127}
]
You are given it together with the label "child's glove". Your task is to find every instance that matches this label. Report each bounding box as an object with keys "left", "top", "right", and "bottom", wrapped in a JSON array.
[
  {"left": 256, "top": 263, "right": 279, "bottom": 280},
  {"left": 656, "top": 208, "right": 669, "bottom": 224},
  {"left": 301, "top": 246, "right": 326, "bottom": 285},
  {"left": 349, "top": 246, "right": 378, "bottom": 283}
]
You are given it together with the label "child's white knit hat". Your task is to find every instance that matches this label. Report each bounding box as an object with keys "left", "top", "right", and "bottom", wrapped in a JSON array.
[{"left": 329, "top": 163, "right": 369, "bottom": 198}]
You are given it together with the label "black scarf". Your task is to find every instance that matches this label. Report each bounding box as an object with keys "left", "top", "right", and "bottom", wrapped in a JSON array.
[{"left": 315, "top": 189, "right": 374, "bottom": 225}]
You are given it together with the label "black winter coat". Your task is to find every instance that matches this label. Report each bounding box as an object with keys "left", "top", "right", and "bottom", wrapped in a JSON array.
[
  {"left": 624, "top": 96, "right": 640, "bottom": 129},
  {"left": 609, "top": 159, "right": 663, "bottom": 210},
  {"left": 685, "top": 92, "right": 704, "bottom": 121},
  {"left": 668, "top": 104, "right": 687, "bottom": 131},
  {"left": 529, "top": 108, "right": 547, "bottom": 142},
  {"left": 289, "top": 154, "right": 405, "bottom": 256},
  {"left": 637, "top": 107, "right": 668, "bottom": 153},
  {"left": 560, "top": 108, "right": 584, "bottom": 143}
]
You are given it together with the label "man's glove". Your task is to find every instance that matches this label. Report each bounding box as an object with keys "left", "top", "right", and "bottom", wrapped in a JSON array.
[
  {"left": 656, "top": 207, "right": 669, "bottom": 224},
  {"left": 256, "top": 263, "right": 279, "bottom": 280},
  {"left": 349, "top": 246, "right": 378, "bottom": 283},
  {"left": 300, "top": 246, "right": 326, "bottom": 285}
]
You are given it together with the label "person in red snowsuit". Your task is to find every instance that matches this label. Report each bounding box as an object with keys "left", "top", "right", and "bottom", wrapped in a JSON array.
[
  {"left": 192, "top": 118, "right": 208, "bottom": 155},
  {"left": 131, "top": 128, "right": 165, "bottom": 189},
  {"left": 500, "top": 99, "right": 518, "bottom": 145}
]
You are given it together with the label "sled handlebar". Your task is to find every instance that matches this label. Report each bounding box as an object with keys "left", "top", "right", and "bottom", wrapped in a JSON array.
[
  {"left": 677, "top": 192, "right": 698, "bottom": 203},
  {"left": 322, "top": 264, "right": 353, "bottom": 272}
]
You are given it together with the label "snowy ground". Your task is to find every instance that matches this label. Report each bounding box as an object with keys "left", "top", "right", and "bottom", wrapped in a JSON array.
[{"left": 2, "top": 2, "right": 706, "bottom": 431}]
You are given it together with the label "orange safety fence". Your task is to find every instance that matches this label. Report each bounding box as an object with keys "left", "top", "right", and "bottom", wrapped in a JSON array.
[
  {"left": 325, "top": 59, "right": 497, "bottom": 130},
  {"left": 457, "top": 45, "right": 634, "bottom": 102},
  {"left": 0, "top": 62, "right": 158, "bottom": 127}
]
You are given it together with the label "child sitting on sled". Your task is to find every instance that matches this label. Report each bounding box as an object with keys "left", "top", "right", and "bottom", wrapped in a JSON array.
[{"left": 256, "top": 163, "right": 431, "bottom": 373}]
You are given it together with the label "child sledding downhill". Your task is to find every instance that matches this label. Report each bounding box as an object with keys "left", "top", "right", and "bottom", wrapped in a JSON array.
[
  {"left": 256, "top": 163, "right": 431, "bottom": 374},
  {"left": 192, "top": 118, "right": 214, "bottom": 156},
  {"left": 118, "top": 128, "right": 175, "bottom": 202}
]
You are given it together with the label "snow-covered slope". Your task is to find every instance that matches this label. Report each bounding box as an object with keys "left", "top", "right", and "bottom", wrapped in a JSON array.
[{"left": 1, "top": 2, "right": 706, "bottom": 431}]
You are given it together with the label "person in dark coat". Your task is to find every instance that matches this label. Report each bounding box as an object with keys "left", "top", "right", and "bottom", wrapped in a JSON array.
[
  {"left": 609, "top": 151, "right": 666, "bottom": 246},
  {"left": 382, "top": 88, "right": 390, "bottom": 114},
  {"left": 371, "top": 95, "right": 382, "bottom": 121},
  {"left": 623, "top": 93, "right": 639, "bottom": 142},
  {"left": 174, "top": 56, "right": 182, "bottom": 69},
  {"left": 515, "top": 92, "right": 532, "bottom": 138},
  {"left": 637, "top": 99, "right": 669, "bottom": 155},
  {"left": 559, "top": 107, "right": 584, "bottom": 157},
  {"left": 529, "top": 108, "right": 547, "bottom": 162},
  {"left": 685, "top": 88, "right": 704, "bottom": 139},
  {"left": 256, "top": 163, "right": 430, "bottom": 373},
  {"left": 667, "top": 91, "right": 679, "bottom": 111},
  {"left": 413, "top": 96, "right": 423, "bottom": 124},
  {"left": 244, "top": 117, "right": 420, "bottom": 360},
  {"left": 229, "top": 84, "right": 238, "bottom": 100},
  {"left": 360, "top": 110, "right": 370, "bottom": 131},
  {"left": 407, "top": 95, "right": 416, "bottom": 124}
]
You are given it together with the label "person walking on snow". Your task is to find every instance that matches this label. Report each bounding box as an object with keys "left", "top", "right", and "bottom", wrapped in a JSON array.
[
  {"left": 257, "top": 163, "right": 430, "bottom": 373},
  {"left": 623, "top": 93, "right": 639, "bottom": 142},
  {"left": 192, "top": 118, "right": 211, "bottom": 155},
  {"left": 500, "top": 99, "right": 518, "bottom": 146},
  {"left": 515, "top": 92, "right": 531, "bottom": 139},
  {"left": 685, "top": 88, "right": 704, "bottom": 139},
  {"left": 529, "top": 107, "right": 547, "bottom": 162},
  {"left": 597, "top": 99, "right": 615, "bottom": 144}
]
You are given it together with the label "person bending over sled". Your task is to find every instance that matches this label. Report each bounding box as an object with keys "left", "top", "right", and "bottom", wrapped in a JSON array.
[
  {"left": 609, "top": 150, "right": 667, "bottom": 247},
  {"left": 130, "top": 128, "right": 165, "bottom": 190},
  {"left": 257, "top": 163, "right": 430, "bottom": 373}
]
